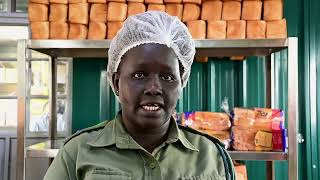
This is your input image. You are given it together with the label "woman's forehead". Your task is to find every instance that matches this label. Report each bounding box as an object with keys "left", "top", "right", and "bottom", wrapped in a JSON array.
[{"left": 119, "top": 43, "right": 180, "bottom": 71}]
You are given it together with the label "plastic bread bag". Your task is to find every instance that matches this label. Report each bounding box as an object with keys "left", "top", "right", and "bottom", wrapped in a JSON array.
[
  {"left": 231, "top": 125, "right": 287, "bottom": 151},
  {"left": 232, "top": 108, "right": 285, "bottom": 132},
  {"left": 181, "top": 111, "right": 231, "bottom": 131},
  {"left": 232, "top": 126, "right": 273, "bottom": 151},
  {"left": 201, "top": 129, "right": 231, "bottom": 149},
  {"left": 254, "top": 108, "right": 285, "bottom": 132},
  {"left": 232, "top": 108, "right": 258, "bottom": 130}
]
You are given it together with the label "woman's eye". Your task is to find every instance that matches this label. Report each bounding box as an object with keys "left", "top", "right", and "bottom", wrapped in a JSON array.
[
  {"left": 161, "top": 74, "right": 175, "bottom": 81},
  {"left": 132, "top": 73, "right": 145, "bottom": 79}
]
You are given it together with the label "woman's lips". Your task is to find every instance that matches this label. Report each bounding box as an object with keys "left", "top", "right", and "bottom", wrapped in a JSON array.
[{"left": 142, "top": 105, "right": 160, "bottom": 111}]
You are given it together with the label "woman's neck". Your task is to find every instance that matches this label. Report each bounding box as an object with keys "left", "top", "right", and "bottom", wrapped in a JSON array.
[{"left": 122, "top": 118, "right": 171, "bottom": 153}]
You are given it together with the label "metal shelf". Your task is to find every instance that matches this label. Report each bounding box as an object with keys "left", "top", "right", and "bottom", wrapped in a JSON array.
[
  {"left": 26, "top": 140, "right": 287, "bottom": 161},
  {"left": 27, "top": 39, "right": 289, "bottom": 58},
  {"left": 228, "top": 151, "right": 288, "bottom": 161}
]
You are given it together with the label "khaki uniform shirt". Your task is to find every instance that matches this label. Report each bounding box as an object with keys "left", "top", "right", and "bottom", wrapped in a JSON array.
[{"left": 44, "top": 114, "right": 235, "bottom": 180}]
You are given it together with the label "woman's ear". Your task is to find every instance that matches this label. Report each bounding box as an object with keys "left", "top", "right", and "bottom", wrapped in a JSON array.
[{"left": 112, "top": 73, "right": 120, "bottom": 96}]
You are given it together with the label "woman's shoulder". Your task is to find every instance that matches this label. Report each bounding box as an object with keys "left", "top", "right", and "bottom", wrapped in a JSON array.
[
  {"left": 62, "top": 120, "right": 113, "bottom": 154},
  {"left": 177, "top": 124, "right": 226, "bottom": 150}
]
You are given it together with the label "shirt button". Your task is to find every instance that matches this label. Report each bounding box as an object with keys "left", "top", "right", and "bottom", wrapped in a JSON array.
[{"left": 150, "top": 162, "right": 156, "bottom": 169}]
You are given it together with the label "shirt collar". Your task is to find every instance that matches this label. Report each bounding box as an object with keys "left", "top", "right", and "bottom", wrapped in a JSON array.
[{"left": 88, "top": 112, "right": 199, "bottom": 152}]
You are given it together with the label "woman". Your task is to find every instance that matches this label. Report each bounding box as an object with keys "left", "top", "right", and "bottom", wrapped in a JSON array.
[{"left": 44, "top": 11, "right": 235, "bottom": 180}]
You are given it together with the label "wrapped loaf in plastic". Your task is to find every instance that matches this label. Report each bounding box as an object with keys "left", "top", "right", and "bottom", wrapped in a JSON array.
[
  {"left": 232, "top": 108, "right": 287, "bottom": 151},
  {"left": 181, "top": 111, "right": 231, "bottom": 131},
  {"left": 232, "top": 126, "right": 273, "bottom": 151},
  {"left": 233, "top": 108, "right": 284, "bottom": 132}
]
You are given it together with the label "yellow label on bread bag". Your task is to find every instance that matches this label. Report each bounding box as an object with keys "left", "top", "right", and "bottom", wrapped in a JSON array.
[{"left": 254, "top": 131, "right": 273, "bottom": 148}]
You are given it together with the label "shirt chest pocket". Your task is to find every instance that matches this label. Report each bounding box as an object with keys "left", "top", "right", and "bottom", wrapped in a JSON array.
[{"left": 84, "top": 168, "right": 132, "bottom": 180}]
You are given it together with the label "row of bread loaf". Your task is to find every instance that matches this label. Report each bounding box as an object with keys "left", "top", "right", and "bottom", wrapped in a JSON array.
[
  {"left": 29, "top": 0, "right": 283, "bottom": 21},
  {"left": 29, "top": 1, "right": 285, "bottom": 22},
  {"left": 30, "top": 21, "right": 124, "bottom": 39},
  {"left": 30, "top": 18, "right": 287, "bottom": 39},
  {"left": 187, "top": 19, "right": 287, "bottom": 39},
  {"left": 29, "top": 0, "right": 286, "bottom": 39}
]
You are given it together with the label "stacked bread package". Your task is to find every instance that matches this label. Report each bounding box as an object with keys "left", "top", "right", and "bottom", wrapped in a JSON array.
[
  {"left": 180, "top": 111, "right": 232, "bottom": 148},
  {"left": 28, "top": 0, "right": 287, "bottom": 40},
  {"left": 231, "top": 108, "right": 286, "bottom": 151}
]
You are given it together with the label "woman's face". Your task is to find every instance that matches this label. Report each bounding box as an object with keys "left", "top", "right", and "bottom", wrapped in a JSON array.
[{"left": 113, "top": 43, "right": 182, "bottom": 129}]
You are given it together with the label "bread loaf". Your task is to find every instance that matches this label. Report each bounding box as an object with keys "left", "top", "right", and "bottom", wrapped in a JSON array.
[
  {"left": 88, "top": 0, "right": 106, "bottom": 3},
  {"left": 69, "top": 0, "right": 87, "bottom": 3},
  {"left": 165, "top": 4, "right": 183, "bottom": 20},
  {"left": 187, "top": 20, "right": 206, "bottom": 39},
  {"left": 30, "top": 0, "right": 49, "bottom": 4},
  {"left": 127, "top": 2, "right": 146, "bottom": 17},
  {"left": 241, "top": 0, "right": 262, "bottom": 20},
  {"left": 30, "top": 21, "right": 49, "bottom": 39},
  {"left": 227, "top": 20, "right": 246, "bottom": 39},
  {"left": 181, "top": 111, "right": 230, "bottom": 131},
  {"left": 182, "top": 3, "right": 200, "bottom": 22},
  {"left": 201, "top": 1, "right": 222, "bottom": 20},
  {"left": 107, "top": 2, "right": 127, "bottom": 21},
  {"left": 164, "top": 0, "right": 182, "bottom": 4},
  {"left": 247, "top": 20, "right": 266, "bottom": 39},
  {"left": 266, "top": 19, "right": 287, "bottom": 38},
  {"left": 201, "top": 130, "right": 230, "bottom": 141},
  {"left": 50, "top": 22, "right": 68, "bottom": 39},
  {"left": 233, "top": 107, "right": 256, "bottom": 127},
  {"left": 183, "top": 0, "right": 201, "bottom": 5},
  {"left": 49, "top": 4, "right": 68, "bottom": 22},
  {"left": 222, "top": 1, "right": 241, "bottom": 20},
  {"left": 127, "top": 0, "right": 144, "bottom": 3},
  {"left": 90, "top": 4, "right": 108, "bottom": 22},
  {"left": 50, "top": 0, "right": 68, "bottom": 4},
  {"left": 107, "top": 21, "right": 124, "bottom": 39},
  {"left": 230, "top": 56, "right": 246, "bottom": 60},
  {"left": 88, "top": 21, "right": 107, "bottom": 39},
  {"left": 232, "top": 126, "right": 273, "bottom": 151},
  {"left": 68, "top": 23, "right": 88, "bottom": 39},
  {"left": 28, "top": 3, "right": 48, "bottom": 22},
  {"left": 195, "top": 57, "right": 208, "bottom": 63},
  {"left": 69, "top": 3, "right": 89, "bottom": 24},
  {"left": 207, "top": 20, "right": 226, "bottom": 39},
  {"left": 145, "top": 0, "right": 163, "bottom": 4},
  {"left": 147, "top": 4, "right": 165, "bottom": 11},
  {"left": 263, "top": 0, "right": 283, "bottom": 21}
]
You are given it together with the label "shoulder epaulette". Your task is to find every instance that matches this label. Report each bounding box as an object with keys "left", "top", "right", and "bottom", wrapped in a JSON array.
[
  {"left": 63, "top": 120, "right": 110, "bottom": 145},
  {"left": 178, "top": 124, "right": 226, "bottom": 148}
]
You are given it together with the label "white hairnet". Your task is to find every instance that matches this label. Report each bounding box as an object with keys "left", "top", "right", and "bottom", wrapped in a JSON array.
[{"left": 107, "top": 11, "right": 196, "bottom": 93}]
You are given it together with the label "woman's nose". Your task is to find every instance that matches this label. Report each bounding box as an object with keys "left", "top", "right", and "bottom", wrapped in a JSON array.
[{"left": 143, "top": 75, "right": 162, "bottom": 95}]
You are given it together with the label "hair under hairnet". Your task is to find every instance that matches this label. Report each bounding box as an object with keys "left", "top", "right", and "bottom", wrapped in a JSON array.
[{"left": 107, "top": 11, "right": 196, "bottom": 93}]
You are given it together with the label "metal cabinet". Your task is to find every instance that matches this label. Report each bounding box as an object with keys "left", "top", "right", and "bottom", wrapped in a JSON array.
[{"left": 16, "top": 38, "right": 298, "bottom": 180}]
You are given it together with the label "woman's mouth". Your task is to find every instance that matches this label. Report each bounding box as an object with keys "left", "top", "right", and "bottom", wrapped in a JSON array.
[{"left": 142, "top": 104, "right": 160, "bottom": 111}]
